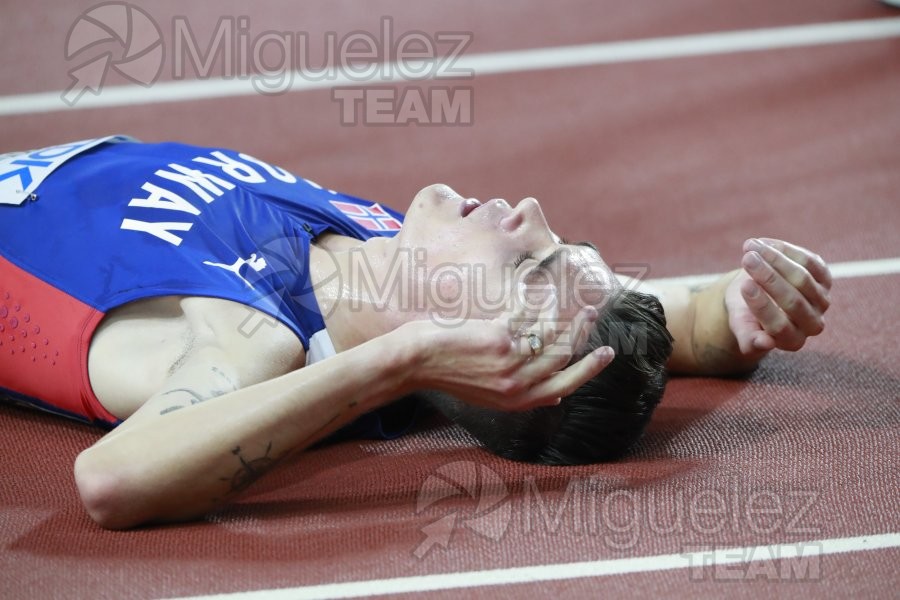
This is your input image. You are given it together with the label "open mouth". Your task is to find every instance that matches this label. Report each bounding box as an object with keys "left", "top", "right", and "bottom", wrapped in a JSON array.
[{"left": 459, "top": 198, "right": 482, "bottom": 218}]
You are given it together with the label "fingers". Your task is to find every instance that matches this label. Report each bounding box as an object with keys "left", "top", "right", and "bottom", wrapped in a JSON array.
[
  {"left": 519, "top": 304, "right": 599, "bottom": 376},
  {"left": 748, "top": 238, "right": 833, "bottom": 291},
  {"left": 747, "top": 240, "right": 830, "bottom": 314},
  {"left": 740, "top": 239, "right": 829, "bottom": 351},
  {"left": 508, "top": 284, "right": 559, "bottom": 344},
  {"left": 427, "top": 292, "right": 610, "bottom": 411},
  {"left": 738, "top": 278, "right": 798, "bottom": 351},
  {"left": 513, "top": 346, "right": 615, "bottom": 410},
  {"left": 498, "top": 303, "right": 603, "bottom": 410},
  {"left": 743, "top": 241, "right": 827, "bottom": 333},
  {"left": 726, "top": 288, "right": 775, "bottom": 354}
]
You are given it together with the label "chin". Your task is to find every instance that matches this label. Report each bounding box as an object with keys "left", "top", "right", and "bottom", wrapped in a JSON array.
[{"left": 414, "top": 184, "right": 462, "bottom": 209}]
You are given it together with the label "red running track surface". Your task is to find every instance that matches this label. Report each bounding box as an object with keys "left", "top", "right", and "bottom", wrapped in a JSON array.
[{"left": 1, "top": 1, "right": 898, "bottom": 598}]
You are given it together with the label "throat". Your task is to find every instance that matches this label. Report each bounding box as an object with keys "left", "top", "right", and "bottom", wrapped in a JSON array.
[
  {"left": 307, "top": 235, "right": 398, "bottom": 353},
  {"left": 312, "top": 232, "right": 364, "bottom": 253}
]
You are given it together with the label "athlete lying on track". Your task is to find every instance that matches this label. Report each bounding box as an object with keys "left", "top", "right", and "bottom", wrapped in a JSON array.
[{"left": 0, "top": 137, "right": 832, "bottom": 528}]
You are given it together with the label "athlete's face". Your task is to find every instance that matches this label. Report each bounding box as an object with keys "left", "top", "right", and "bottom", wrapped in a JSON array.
[{"left": 394, "top": 184, "right": 618, "bottom": 324}]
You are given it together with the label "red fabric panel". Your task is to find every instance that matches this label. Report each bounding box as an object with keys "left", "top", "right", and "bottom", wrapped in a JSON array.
[{"left": 0, "top": 254, "right": 115, "bottom": 423}]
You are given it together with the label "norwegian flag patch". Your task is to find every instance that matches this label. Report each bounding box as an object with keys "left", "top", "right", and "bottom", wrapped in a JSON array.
[{"left": 330, "top": 200, "right": 403, "bottom": 231}]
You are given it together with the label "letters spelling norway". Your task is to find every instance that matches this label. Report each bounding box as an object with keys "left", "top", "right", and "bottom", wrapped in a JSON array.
[
  {"left": 0, "top": 137, "right": 309, "bottom": 247},
  {"left": 119, "top": 150, "right": 300, "bottom": 246}
]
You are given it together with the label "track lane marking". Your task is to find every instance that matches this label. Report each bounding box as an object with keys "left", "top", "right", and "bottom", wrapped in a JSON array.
[
  {"left": 160, "top": 532, "right": 900, "bottom": 599},
  {"left": 647, "top": 257, "right": 900, "bottom": 288},
  {"left": 1, "top": 17, "right": 900, "bottom": 115}
]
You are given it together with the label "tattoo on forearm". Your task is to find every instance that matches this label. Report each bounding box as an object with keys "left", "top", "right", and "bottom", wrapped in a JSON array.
[
  {"left": 688, "top": 282, "right": 712, "bottom": 296},
  {"left": 157, "top": 366, "right": 239, "bottom": 415},
  {"left": 211, "top": 403, "right": 358, "bottom": 503},
  {"left": 305, "top": 413, "right": 340, "bottom": 444},
  {"left": 158, "top": 382, "right": 233, "bottom": 415},
  {"left": 222, "top": 442, "right": 279, "bottom": 493},
  {"left": 163, "top": 388, "right": 212, "bottom": 403}
]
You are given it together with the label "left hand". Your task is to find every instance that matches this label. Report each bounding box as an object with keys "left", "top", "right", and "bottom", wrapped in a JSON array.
[
  {"left": 724, "top": 238, "right": 832, "bottom": 359},
  {"left": 413, "top": 285, "right": 612, "bottom": 411}
]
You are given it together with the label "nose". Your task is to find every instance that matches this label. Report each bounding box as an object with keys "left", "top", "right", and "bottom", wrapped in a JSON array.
[{"left": 517, "top": 197, "right": 554, "bottom": 238}]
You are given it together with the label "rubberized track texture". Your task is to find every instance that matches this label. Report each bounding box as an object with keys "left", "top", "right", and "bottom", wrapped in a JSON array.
[{"left": 1, "top": 1, "right": 898, "bottom": 598}]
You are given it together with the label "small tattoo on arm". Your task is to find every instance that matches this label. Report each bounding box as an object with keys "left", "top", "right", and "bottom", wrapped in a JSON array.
[
  {"left": 158, "top": 385, "right": 231, "bottom": 415},
  {"left": 222, "top": 442, "right": 279, "bottom": 493},
  {"left": 215, "top": 411, "right": 347, "bottom": 499},
  {"left": 688, "top": 282, "right": 712, "bottom": 296},
  {"left": 305, "top": 413, "right": 340, "bottom": 444},
  {"left": 163, "top": 388, "right": 209, "bottom": 403}
]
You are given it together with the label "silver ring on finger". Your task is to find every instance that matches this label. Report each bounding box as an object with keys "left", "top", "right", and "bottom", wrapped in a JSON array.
[{"left": 525, "top": 332, "right": 543, "bottom": 357}]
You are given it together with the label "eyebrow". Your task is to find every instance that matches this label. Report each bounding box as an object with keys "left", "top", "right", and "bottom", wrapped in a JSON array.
[
  {"left": 575, "top": 240, "right": 600, "bottom": 254},
  {"left": 536, "top": 240, "right": 599, "bottom": 272},
  {"left": 536, "top": 248, "right": 564, "bottom": 272}
]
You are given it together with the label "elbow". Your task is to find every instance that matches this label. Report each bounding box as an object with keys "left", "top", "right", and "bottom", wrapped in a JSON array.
[{"left": 73, "top": 449, "right": 143, "bottom": 530}]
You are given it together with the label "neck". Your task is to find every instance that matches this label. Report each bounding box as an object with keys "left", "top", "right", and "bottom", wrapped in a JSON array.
[{"left": 308, "top": 235, "right": 409, "bottom": 353}]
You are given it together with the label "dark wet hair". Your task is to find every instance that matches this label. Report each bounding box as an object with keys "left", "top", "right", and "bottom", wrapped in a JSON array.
[{"left": 426, "top": 288, "right": 674, "bottom": 464}]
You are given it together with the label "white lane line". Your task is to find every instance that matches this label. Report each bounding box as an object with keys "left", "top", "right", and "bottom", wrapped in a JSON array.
[
  {"left": 160, "top": 532, "right": 900, "bottom": 600},
  {"left": 647, "top": 257, "right": 900, "bottom": 289},
  {"left": 460, "top": 17, "right": 900, "bottom": 75},
  {"left": 2, "top": 17, "right": 900, "bottom": 116}
]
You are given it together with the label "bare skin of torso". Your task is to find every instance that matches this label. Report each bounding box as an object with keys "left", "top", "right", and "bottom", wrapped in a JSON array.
[{"left": 87, "top": 233, "right": 359, "bottom": 420}]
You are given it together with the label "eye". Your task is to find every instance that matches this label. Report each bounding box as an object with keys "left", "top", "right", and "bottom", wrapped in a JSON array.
[{"left": 514, "top": 252, "right": 535, "bottom": 268}]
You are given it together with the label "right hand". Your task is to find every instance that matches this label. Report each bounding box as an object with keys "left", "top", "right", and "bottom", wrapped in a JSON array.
[
  {"left": 726, "top": 238, "right": 832, "bottom": 357},
  {"left": 409, "top": 285, "right": 615, "bottom": 411}
]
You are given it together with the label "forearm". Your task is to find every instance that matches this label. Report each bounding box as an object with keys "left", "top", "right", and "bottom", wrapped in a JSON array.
[
  {"left": 75, "top": 327, "right": 417, "bottom": 529},
  {"left": 640, "top": 271, "right": 757, "bottom": 376},
  {"left": 640, "top": 238, "right": 832, "bottom": 376},
  {"left": 677, "top": 271, "right": 760, "bottom": 375}
]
